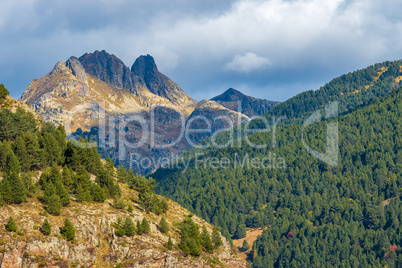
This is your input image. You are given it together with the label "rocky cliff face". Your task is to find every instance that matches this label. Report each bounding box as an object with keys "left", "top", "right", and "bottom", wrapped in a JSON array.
[
  {"left": 211, "top": 88, "right": 279, "bottom": 118},
  {"left": 20, "top": 51, "right": 254, "bottom": 174},
  {"left": 0, "top": 181, "right": 246, "bottom": 268}
]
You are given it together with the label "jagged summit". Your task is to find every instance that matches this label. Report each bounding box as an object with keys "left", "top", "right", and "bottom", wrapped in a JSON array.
[{"left": 79, "top": 50, "right": 141, "bottom": 94}]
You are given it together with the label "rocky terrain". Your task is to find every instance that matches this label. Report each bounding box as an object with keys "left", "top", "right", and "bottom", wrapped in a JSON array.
[
  {"left": 19, "top": 50, "right": 276, "bottom": 174},
  {"left": 0, "top": 180, "right": 246, "bottom": 268}
]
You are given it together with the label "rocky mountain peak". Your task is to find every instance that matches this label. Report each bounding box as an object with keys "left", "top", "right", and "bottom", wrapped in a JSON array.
[
  {"left": 131, "top": 54, "right": 158, "bottom": 78},
  {"left": 212, "top": 88, "right": 246, "bottom": 102},
  {"left": 65, "top": 56, "right": 87, "bottom": 82},
  {"left": 78, "top": 50, "right": 140, "bottom": 93}
]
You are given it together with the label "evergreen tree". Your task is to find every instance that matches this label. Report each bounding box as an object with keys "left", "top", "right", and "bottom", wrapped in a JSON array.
[
  {"left": 60, "top": 218, "right": 75, "bottom": 241},
  {"left": 5, "top": 216, "right": 17, "bottom": 232},
  {"left": 166, "top": 236, "right": 173, "bottom": 250},
  {"left": 242, "top": 240, "right": 250, "bottom": 251},
  {"left": 115, "top": 226, "right": 125, "bottom": 237},
  {"left": 105, "top": 156, "right": 115, "bottom": 177},
  {"left": 212, "top": 227, "right": 223, "bottom": 249},
  {"left": 0, "top": 83, "right": 10, "bottom": 99},
  {"left": 14, "top": 135, "right": 29, "bottom": 172},
  {"left": 43, "top": 181, "right": 56, "bottom": 204},
  {"left": 41, "top": 218, "right": 51, "bottom": 235},
  {"left": 234, "top": 224, "right": 247, "bottom": 239},
  {"left": 0, "top": 179, "right": 13, "bottom": 204},
  {"left": 62, "top": 165, "right": 74, "bottom": 191},
  {"left": 127, "top": 204, "right": 133, "bottom": 213},
  {"left": 91, "top": 184, "right": 106, "bottom": 203},
  {"left": 8, "top": 172, "right": 27, "bottom": 204},
  {"left": 55, "top": 179, "right": 70, "bottom": 206},
  {"left": 46, "top": 194, "right": 62, "bottom": 215},
  {"left": 141, "top": 218, "right": 150, "bottom": 234},
  {"left": 5, "top": 150, "right": 20, "bottom": 174},
  {"left": 123, "top": 217, "right": 136, "bottom": 237},
  {"left": 159, "top": 216, "right": 169, "bottom": 234},
  {"left": 116, "top": 165, "right": 128, "bottom": 182},
  {"left": 137, "top": 219, "right": 143, "bottom": 235},
  {"left": 201, "top": 226, "right": 214, "bottom": 254},
  {"left": 178, "top": 215, "right": 202, "bottom": 256},
  {"left": 76, "top": 184, "right": 93, "bottom": 202}
]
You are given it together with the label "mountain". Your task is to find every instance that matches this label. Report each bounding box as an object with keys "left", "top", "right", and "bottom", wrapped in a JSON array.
[
  {"left": 20, "top": 50, "right": 250, "bottom": 174},
  {"left": 211, "top": 88, "right": 279, "bottom": 118},
  {"left": 152, "top": 59, "right": 402, "bottom": 267},
  {"left": 0, "top": 91, "right": 246, "bottom": 267}
]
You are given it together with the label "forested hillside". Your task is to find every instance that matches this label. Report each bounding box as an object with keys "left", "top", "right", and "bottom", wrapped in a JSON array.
[
  {"left": 153, "top": 62, "right": 402, "bottom": 267},
  {"left": 0, "top": 84, "right": 244, "bottom": 267}
]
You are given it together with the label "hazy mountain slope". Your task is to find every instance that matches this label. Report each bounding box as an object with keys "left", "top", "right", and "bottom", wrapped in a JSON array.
[
  {"left": 152, "top": 60, "right": 402, "bottom": 266},
  {"left": 211, "top": 88, "right": 279, "bottom": 118}
]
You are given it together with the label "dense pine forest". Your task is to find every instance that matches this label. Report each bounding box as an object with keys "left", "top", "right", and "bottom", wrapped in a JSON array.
[{"left": 153, "top": 60, "right": 402, "bottom": 267}]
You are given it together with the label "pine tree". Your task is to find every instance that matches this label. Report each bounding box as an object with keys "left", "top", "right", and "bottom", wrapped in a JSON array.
[
  {"left": 142, "top": 218, "right": 150, "bottom": 234},
  {"left": 178, "top": 215, "right": 202, "bottom": 256},
  {"left": 46, "top": 194, "right": 62, "bottom": 215},
  {"left": 234, "top": 223, "right": 247, "bottom": 239},
  {"left": 8, "top": 172, "right": 27, "bottom": 204},
  {"left": 41, "top": 218, "right": 51, "bottom": 235},
  {"left": 43, "top": 181, "right": 56, "bottom": 204},
  {"left": 55, "top": 179, "right": 70, "bottom": 206},
  {"left": 167, "top": 236, "right": 173, "bottom": 250},
  {"left": 61, "top": 165, "right": 74, "bottom": 191},
  {"left": 0, "top": 83, "right": 10, "bottom": 99},
  {"left": 5, "top": 150, "right": 20, "bottom": 175},
  {"left": 76, "top": 184, "right": 93, "bottom": 202},
  {"left": 115, "top": 227, "right": 125, "bottom": 237},
  {"left": 242, "top": 240, "right": 250, "bottom": 251},
  {"left": 0, "top": 179, "right": 13, "bottom": 204},
  {"left": 159, "top": 216, "right": 170, "bottom": 234},
  {"left": 201, "top": 226, "right": 214, "bottom": 253},
  {"left": 61, "top": 218, "right": 75, "bottom": 241},
  {"left": 123, "top": 217, "right": 136, "bottom": 237},
  {"left": 137, "top": 219, "right": 143, "bottom": 235},
  {"left": 14, "top": 136, "right": 29, "bottom": 172},
  {"left": 5, "top": 216, "right": 17, "bottom": 232},
  {"left": 91, "top": 184, "right": 106, "bottom": 203},
  {"left": 212, "top": 226, "right": 223, "bottom": 249},
  {"left": 106, "top": 156, "right": 115, "bottom": 177},
  {"left": 127, "top": 204, "right": 133, "bottom": 213},
  {"left": 116, "top": 165, "right": 128, "bottom": 182}
]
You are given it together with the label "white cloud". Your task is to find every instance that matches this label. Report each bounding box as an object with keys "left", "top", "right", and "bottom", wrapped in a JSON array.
[{"left": 224, "top": 52, "right": 271, "bottom": 73}]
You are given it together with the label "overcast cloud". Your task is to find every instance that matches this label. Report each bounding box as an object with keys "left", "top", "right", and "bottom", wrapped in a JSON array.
[{"left": 1, "top": 0, "right": 402, "bottom": 102}]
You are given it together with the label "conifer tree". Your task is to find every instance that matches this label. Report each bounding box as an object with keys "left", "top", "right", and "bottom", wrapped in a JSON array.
[
  {"left": 234, "top": 223, "right": 247, "bottom": 239},
  {"left": 123, "top": 217, "right": 136, "bottom": 237},
  {"left": 178, "top": 215, "right": 202, "bottom": 256},
  {"left": 8, "top": 172, "right": 27, "bottom": 204},
  {"left": 212, "top": 226, "right": 223, "bottom": 249},
  {"left": 242, "top": 240, "right": 250, "bottom": 251},
  {"left": 41, "top": 218, "right": 51, "bottom": 235},
  {"left": 201, "top": 226, "right": 214, "bottom": 253},
  {"left": 116, "top": 165, "right": 128, "bottom": 182},
  {"left": 5, "top": 150, "right": 20, "bottom": 175},
  {"left": 14, "top": 136, "right": 29, "bottom": 172},
  {"left": 46, "top": 194, "right": 62, "bottom": 215},
  {"left": 0, "top": 83, "right": 10, "bottom": 99},
  {"left": 43, "top": 181, "right": 56, "bottom": 204},
  {"left": 61, "top": 165, "right": 74, "bottom": 191},
  {"left": 5, "top": 216, "right": 17, "bottom": 232},
  {"left": 159, "top": 216, "right": 170, "bottom": 234},
  {"left": 142, "top": 218, "right": 150, "bottom": 234},
  {"left": 137, "top": 219, "right": 143, "bottom": 235},
  {"left": 55, "top": 179, "right": 70, "bottom": 206},
  {"left": 106, "top": 156, "right": 115, "bottom": 177},
  {"left": 91, "top": 184, "right": 106, "bottom": 203},
  {"left": 166, "top": 236, "right": 173, "bottom": 250},
  {"left": 60, "top": 218, "right": 75, "bottom": 241},
  {"left": 0, "top": 179, "right": 13, "bottom": 204}
]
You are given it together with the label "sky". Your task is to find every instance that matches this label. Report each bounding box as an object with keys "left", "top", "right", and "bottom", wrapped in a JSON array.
[{"left": 1, "top": 0, "right": 402, "bottom": 102}]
